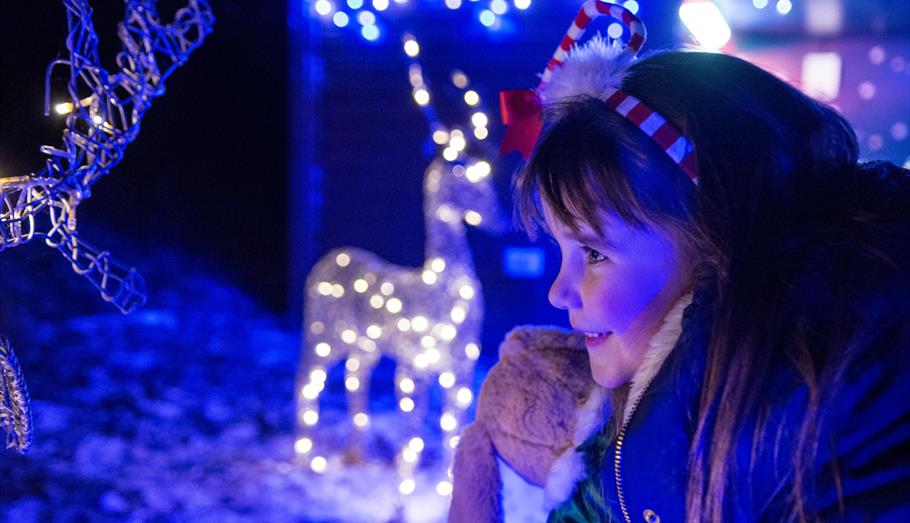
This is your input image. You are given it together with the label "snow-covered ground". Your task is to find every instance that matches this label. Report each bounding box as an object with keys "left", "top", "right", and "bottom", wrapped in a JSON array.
[{"left": 0, "top": 236, "right": 549, "bottom": 522}]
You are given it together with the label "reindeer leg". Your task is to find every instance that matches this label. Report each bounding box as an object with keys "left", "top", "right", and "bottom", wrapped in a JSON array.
[{"left": 342, "top": 350, "right": 373, "bottom": 465}]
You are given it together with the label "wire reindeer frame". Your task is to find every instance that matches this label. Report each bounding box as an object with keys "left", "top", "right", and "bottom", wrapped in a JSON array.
[{"left": 0, "top": 0, "right": 213, "bottom": 454}]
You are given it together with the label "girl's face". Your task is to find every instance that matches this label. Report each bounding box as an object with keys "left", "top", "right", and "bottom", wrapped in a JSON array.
[{"left": 543, "top": 203, "right": 692, "bottom": 389}]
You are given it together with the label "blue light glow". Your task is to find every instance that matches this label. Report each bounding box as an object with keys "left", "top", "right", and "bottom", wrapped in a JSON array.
[
  {"left": 347, "top": 0, "right": 364, "bottom": 9},
  {"left": 479, "top": 10, "right": 496, "bottom": 27},
  {"left": 357, "top": 10, "right": 376, "bottom": 25},
  {"left": 333, "top": 11, "right": 349, "bottom": 27},
  {"left": 362, "top": 24, "right": 380, "bottom": 40}
]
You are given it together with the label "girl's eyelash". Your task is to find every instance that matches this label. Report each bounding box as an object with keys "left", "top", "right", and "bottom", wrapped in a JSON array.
[{"left": 581, "top": 246, "right": 608, "bottom": 263}]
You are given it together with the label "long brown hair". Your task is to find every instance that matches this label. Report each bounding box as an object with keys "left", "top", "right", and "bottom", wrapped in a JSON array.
[{"left": 514, "top": 50, "right": 909, "bottom": 521}]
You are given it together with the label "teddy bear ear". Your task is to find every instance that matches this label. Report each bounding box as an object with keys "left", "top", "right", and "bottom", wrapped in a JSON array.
[{"left": 449, "top": 422, "right": 504, "bottom": 523}]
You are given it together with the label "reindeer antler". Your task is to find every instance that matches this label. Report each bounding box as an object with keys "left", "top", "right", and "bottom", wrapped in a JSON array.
[
  {"left": 0, "top": 0, "right": 212, "bottom": 453},
  {"left": 0, "top": 0, "right": 214, "bottom": 314}
]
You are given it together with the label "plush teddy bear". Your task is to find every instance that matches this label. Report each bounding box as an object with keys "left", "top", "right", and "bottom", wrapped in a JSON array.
[{"left": 448, "top": 326, "right": 608, "bottom": 523}]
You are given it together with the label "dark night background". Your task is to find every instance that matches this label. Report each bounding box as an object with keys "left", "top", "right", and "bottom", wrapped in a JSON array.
[{"left": 0, "top": 0, "right": 908, "bottom": 520}]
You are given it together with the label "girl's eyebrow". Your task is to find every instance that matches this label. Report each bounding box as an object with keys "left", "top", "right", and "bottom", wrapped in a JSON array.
[{"left": 568, "top": 230, "right": 617, "bottom": 249}]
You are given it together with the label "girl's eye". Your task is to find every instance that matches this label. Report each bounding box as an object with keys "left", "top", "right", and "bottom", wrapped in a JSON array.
[{"left": 582, "top": 246, "right": 608, "bottom": 263}]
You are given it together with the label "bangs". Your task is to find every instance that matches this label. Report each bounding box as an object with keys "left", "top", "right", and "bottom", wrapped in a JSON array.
[{"left": 514, "top": 98, "right": 653, "bottom": 240}]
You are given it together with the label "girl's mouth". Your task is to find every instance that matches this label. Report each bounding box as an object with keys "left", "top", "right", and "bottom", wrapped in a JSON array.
[{"left": 583, "top": 331, "right": 612, "bottom": 348}]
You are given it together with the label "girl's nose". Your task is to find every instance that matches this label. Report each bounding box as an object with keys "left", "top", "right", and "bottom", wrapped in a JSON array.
[{"left": 548, "top": 271, "right": 580, "bottom": 310}]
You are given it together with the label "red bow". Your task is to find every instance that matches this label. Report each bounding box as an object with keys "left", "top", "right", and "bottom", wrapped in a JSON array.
[{"left": 499, "top": 89, "right": 542, "bottom": 159}]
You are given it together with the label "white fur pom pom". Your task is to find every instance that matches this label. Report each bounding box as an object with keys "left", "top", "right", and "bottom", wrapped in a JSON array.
[{"left": 536, "top": 35, "right": 634, "bottom": 118}]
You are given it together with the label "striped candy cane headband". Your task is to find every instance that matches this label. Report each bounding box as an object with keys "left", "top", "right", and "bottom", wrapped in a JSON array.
[{"left": 500, "top": 0, "right": 699, "bottom": 184}]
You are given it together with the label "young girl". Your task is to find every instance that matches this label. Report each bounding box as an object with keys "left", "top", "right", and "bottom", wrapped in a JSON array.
[{"left": 500, "top": 2, "right": 910, "bottom": 521}]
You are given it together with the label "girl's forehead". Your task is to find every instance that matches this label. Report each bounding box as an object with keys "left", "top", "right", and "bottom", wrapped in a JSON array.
[{"left": 542, "top": 200, "right": 626, "bottom": 239}]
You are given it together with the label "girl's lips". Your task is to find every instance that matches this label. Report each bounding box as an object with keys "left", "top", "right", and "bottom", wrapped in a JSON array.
[{"left": 583, "top": 331, "right": 612, "bottom": 349}]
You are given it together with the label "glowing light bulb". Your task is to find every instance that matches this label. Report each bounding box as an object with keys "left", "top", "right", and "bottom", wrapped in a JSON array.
[
  {"left": 310, "top": 368, "right": 328, "bottom": 382},
  {"left": 295, "top": 437, "right": 313, "bottom": 454},
  {"left": 347, "top": 0, "right": 363, "bottom": 7},
  {"left": 464, "top": 90, "right": 480, "bottom": 106},
  {"left": 333, "top": 11, "right": 349, "bottom": 27},
  {"left": 607, "top": 22, "right": 624, "bottom": 39},
  {"left": 310, "top": 321, "right": 325, "bottom": 334},
  {"left": 301, "top": 384, "right": 320, "bottom": 400},
  {"left": 451, "top": 305, "right": 467, "bottom": 324},
  {"left": 414, "top": 353, "right": 429, "bottom": 368},
  {"left": 386, "top": 297, "right": 403, "bottom": 313},
  {"left": 361, "top": 24, "right": 380, "bottom": 41},
  {"left": 335, "top": 252, "right": 351, "bottom": 267},
  {"left": 465, "top": 343, "right": 481, "bottom": 360},
  {"left": 442, "top": 147, "right": 458, "bottom": 162},
  {"left": 445, "top": 0, "right": 462, "bottom": 8},
  {"left": 380, "top": 282, "right": 395, "bottom": 295},
  {"left": 436, "top": 204, "right": 457, "bottom": 223},
  {"left": 357, "top": 11, "right": 376, "bottom": 25},
  {"left": 411, "top": 316, "right": 428, "bottom": 332},
  {"left": 403, "top": 39, "right": 420, "bottom": 57},
  {"left": 402, "top": 447, "right": 418, "bottom": 463},
  {"left": 479, "top": 10, "right": 496, "bottom": 27},
  {"left": 474, "top": 127, "right": 488, "bottom": 140},
  {"left": 331, "top": 284, "right": 345, "bottom": 298},
  {"left": 465, "top": 161, "right": 491, "bottom": 182},
  {"left": 400, "top": 397, "right": 415, "bottom": 412},
  {"left": 54, "top": 102, "right": 74, "bottom": 115},
  {"left": 315, "top": 343, "right": 332, "bottom": 357},
  {"left": 449, "top": 435, "right": 461, "bottom": 448},
  {"left": 753, "top": 0, "right": 768, "bottom": 8},
  {"left": 471, "top": 112, "right": 488, "bottom": 128},
  {"left": 451, "top": 71, "right": 469, "bottom": 88},
  {"left": 314, "top": 0, "right": 333, "bottom": 16},
  {"left": 432, "top": 130, "right": 449, "bottom": 144},
  {"left": 366, "top": 324, "right": 382, "bottom": 339},
  {"left": 456, "top": 387, "right": 473, "bottom": 406},
  {"left": 449, "top": 135, "right": 466, "bottom": 152},
  {"left": 369, "top": 294, "right": 385, "bottom": 309},
  {"left": 345, "top": 376, "right": 361, "bottom": 391},
  {"left": 623, "top": 0, "right": 639, "bottom": 14},
  {"left": 310, "top": 456, "right": 328, "bottom": 473},
  {"left": 776, "top": 0, "right": 792, "bottom": 15},
  {"left": 400, "top": 378, "right": 415, "bottom": 393},
  {"left": 399, "top": 478, "right": 416, "bottom": 495},
  {"left": 353, "top": 412, "right": 370, "bottom": 428},
  {"left": 426, "top": 347, "right": 441, "bottom": 363},
  {"left": 440, "top": 324, "right": 457, "bottom": 341},
  {"left": 303, "top": 409, "right": 320, "bottom": 426},
  {"left": 373, "top": 0, "right": 389, "bottom": 11},
  {"left": 316, "top": 281, "right": 333, "bottom": 296},
  {"left": 409, "top": 437, "right": 425, "bottom": 452},
  {"left": 397, "top": 318, "right": 412, "bottom": 331},
  {"left": 437, "top": 480, "right": 454, "bottom": 496},
  {"left": 430, "top": 258, "right": 446, "bottom": 272},
  {"left": 421, "top": 336, "right": 437, "bottom": 349},
  {"left": 346, "top": 358, "right": 361, "bottom": 371},
  {"left": 464, "top": 211, "right": 482, "bottom": 226},
  {"left": 341, "top": 329, "right": 357, "bottom": 344},
  {"left": 491, "top": 0, "right": 507, "bottom": 14},
  {"left": 679, "top": 1, "right": 732, "bottom": 50},
  {"left": 438, "top": 372, "right": 456, "bottom": 388},
  {"left": 414, "top": 88, "right": 430, "bottom": 106},
  {"left": 353, "top": 278, "right": 369, "bottom": 292},
  {"left": 421, "top": 270, "right": 437, "bottom": 285},
  {"left": 440, "top": 412, "right": 457, "bottom": 431}
]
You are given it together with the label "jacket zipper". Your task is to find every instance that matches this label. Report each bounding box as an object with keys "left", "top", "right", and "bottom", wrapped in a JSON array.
[{"left": 613, "top": 383, "right": 651, "bottom": 523}]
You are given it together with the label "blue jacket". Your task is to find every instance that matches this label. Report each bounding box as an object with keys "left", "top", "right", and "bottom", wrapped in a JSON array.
[{"left": 549, "top": 164, "right": 910, "bottom": 522}]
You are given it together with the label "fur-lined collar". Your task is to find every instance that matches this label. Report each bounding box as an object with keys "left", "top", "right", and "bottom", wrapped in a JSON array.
[{"left": 622, "top": 291, "right": 694, "bottom": 426}]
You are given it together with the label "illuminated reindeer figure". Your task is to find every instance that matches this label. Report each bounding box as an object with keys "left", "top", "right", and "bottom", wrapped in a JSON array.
[
  {"left": 297, "top": 153, "right": 506, "bottom": 493},
  {"left": 0, "top": 0, "right": 212, "bottom": 453}
]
